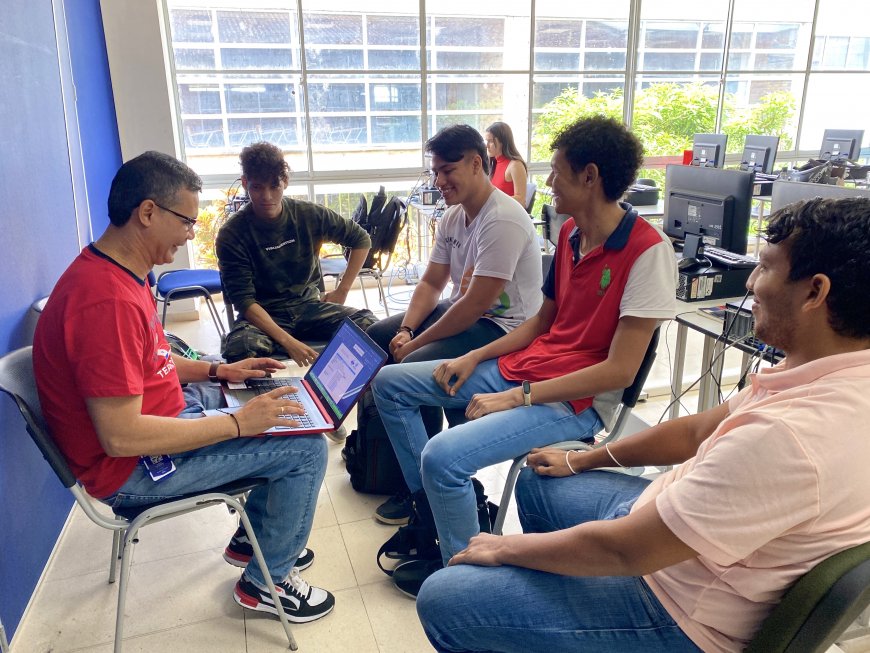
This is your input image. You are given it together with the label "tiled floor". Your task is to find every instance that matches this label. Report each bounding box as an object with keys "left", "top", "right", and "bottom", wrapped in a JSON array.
[{"left": 11, "top": 284, "right": 869, "bottom": 652}]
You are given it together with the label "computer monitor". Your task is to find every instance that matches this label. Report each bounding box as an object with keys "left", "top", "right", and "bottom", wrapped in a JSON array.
[
  {"left": 740, "top": 134, "right": 779, "bottom": 174},
  {"left": 818, "top": 129, "right": 864, "bottom": 162},
  {"left": 664, "top": 164, "right": 754, "bottom": 255},
  {"left": 770, "top": 180, "right": 870, "bottom": 213},
  {"left": 691, "top": 133, "right": 728, "bottom": 168}
]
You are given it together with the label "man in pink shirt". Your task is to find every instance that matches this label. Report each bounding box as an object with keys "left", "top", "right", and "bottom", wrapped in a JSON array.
[{"left": 416, "top": 196, "right": 870, "bottom": 653}]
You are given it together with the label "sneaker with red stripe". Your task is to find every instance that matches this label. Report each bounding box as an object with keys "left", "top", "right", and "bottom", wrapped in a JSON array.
[
  {"left": 223, "top": 526, "right": 314, "bottom": 570},
  {"left": 233, "top": 571, "right": 335, "bottom": 623}
]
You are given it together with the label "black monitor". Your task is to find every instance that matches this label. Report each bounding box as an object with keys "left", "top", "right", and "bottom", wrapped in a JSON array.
[
  {"left": 770, "top": 180, "right": 870, "bottom": 213},
  {"left": 691, "top": 133, "right": 728, "bottom": 168},
  {"left": 664, "top": 164, "right": 754, "bottom": 255},
  {"left": 740, "top": 134, "right": 779, "bottom": 174},
  {"left": 819, "top": 129, "right": 864, "bottom": 162}
]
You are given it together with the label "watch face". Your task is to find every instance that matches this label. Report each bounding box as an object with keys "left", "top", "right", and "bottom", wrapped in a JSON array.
[{"left": 522, "top": 380, "right": 531, "bottom": 393}]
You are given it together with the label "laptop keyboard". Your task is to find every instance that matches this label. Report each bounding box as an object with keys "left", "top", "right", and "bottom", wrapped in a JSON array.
[{"left": 245, "top": 378, "right": 316, "bottom": 428}]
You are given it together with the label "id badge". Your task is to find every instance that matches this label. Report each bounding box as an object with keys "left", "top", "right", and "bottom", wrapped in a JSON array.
[{"left": 140, "top": 454, "right": 176, "bottom": 482}]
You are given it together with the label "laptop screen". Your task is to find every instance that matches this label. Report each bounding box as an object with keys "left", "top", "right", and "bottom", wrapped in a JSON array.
[{"left": 305, "top": 319, "right": 387, "bottom": 421}]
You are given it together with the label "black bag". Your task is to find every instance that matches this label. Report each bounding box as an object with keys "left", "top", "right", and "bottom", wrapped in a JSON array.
[
  {"left": 347, "top": 187, "right": 407, "bottom": 270},
  {"left": 345, "top": 389, "right": 441, "bottom": 495}
]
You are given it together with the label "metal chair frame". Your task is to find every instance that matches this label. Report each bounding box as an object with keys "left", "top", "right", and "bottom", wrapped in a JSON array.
[
  {"left": 492, "top": 327, "right": 660, "bottom": 535},
  {"left": 0, "top": 347, "right": 298, "bottom": 651}
]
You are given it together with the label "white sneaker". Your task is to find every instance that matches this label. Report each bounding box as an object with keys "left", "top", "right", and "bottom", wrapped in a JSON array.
[{"left": 234, "top": 570, "right": 335, "bottom": 623}]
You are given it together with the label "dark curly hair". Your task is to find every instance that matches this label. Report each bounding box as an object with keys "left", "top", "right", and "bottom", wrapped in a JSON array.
[
  {"left": 766, "top": 196, "right": 870, "bottom": 339},
  {"left": 107, "top": 151, "right": 201, "bottom": 227},
  {"left": 240, "top": 141, "right": 290, "bottom": 184},
  {"left": 426, "top": 124, "right": 490, "bottom": 175},
  {"left": 550, "top": 116, "right": 644, "bottom": 202}
]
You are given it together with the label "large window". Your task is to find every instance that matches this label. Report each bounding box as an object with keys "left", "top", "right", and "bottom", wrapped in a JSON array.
[{"left": 165, "top": 0, "right": 870, "bottom": 185}]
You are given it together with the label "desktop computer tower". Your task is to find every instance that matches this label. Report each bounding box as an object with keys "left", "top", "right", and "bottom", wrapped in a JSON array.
[{"left": 676, "top": 266, "right": 753, "bottom": 302}]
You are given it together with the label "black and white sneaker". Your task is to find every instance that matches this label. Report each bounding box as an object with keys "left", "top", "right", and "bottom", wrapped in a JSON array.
[
  {"left": 223, "top": 527, "right": 314, "bottom": 570},
  {"left": 234, "top": 570, "right": 335, "bottom": 623}
]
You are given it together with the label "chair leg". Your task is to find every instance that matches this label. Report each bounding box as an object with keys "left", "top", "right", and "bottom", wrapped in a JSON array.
[
  {"left": 109, "top": 529, "right": 122, "bottom": 583},
  {"left": 114, "top": 529, "right": 139, "bottom": 652},
  {"left": 236, "top": 507, "right": 297, "bottom": 650},
  {"left": 357, "top": 276, "right": 370, "bottom": 311},
  {"left": 203, "top": 295, "right": 227, "bottom": 339},
  {"left": 492, "top": 455, "right": 528, "bottom": 536},
  {"left": 376, "top": 275, "right": 390, "bottom": 317}
]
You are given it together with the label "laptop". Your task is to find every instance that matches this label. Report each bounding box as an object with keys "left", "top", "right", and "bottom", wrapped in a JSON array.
[{"left": 211, "top": 318, "right": 387, "bottom": 435}]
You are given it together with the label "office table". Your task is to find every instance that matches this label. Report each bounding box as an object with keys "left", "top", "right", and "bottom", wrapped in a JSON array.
[{"left": 669, "top": 296, "right": 767, "bottom": 420}]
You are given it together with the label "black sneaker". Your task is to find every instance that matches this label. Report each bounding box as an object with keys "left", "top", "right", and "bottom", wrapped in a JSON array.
[
  {"left": 392, "top": 558, "right": 444, "bottom": 599},
  {"left": 234, "top": 571, "right": 335, "bottom": 623},
  {"left": 223, "top": 527, "right": 314, "bottom": 571},
  {"left": 374, "top": 491, "right": 412, "bottom": 525}
]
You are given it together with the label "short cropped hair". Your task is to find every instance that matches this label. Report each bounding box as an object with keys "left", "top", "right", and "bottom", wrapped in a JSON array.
[
  {"left": 425, "top": 124, "right": 490, "bottom": 176},
  {"left": 550, "top": 116, "right": 644, "bottom": 202},
  {"left": 766, "top": 196, "right": 870, "bottom": 339},
  {"left": 107, "top": 151, "right": 202, "bottom": 227},
  {"left": 240, "top": 141, "right": 290, "bottom": 185}
]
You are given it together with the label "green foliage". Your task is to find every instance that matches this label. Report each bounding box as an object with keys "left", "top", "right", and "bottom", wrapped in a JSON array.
[
  {"left": 192, "top": 191, "right": 230, "bottom": 270},
  {"left": 533, "top": 82, "right": 795, "bottom": 163}
]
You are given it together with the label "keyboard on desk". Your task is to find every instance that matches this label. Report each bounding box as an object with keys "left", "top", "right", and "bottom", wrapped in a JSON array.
[
  {"left": 703, "top": 246, "right": 758, "bottom": 269},
  {"left": 245, "top": 378, "right": 317, "bottom": 429}
]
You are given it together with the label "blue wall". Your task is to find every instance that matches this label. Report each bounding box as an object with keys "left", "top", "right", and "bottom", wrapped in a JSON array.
[{"left": 0, "top": 0, "right": 120, "bottom": 638}]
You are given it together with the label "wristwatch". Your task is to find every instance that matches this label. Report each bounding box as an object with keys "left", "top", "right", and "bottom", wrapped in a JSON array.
[
  {"left": 522, "top": 380, "right": 532, "bottom": 407},
  {"left": 397, "top": 325, "right": 415, "bottom": 338},
  {"left": 208, "top": 362, "right": 222, "bottom": 383}
]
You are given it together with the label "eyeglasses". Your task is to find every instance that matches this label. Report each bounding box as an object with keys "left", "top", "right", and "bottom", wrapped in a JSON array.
[{"left": 154, "top": 203, "right": 198, "bottom": 229}]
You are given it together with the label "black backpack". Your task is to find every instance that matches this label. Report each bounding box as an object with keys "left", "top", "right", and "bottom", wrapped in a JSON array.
[
  {"left": 344, "top": 389, "right": 442, "bottom": 495},
  {"left": 347, "top": 187, "right": 407, "bottom": 270}
]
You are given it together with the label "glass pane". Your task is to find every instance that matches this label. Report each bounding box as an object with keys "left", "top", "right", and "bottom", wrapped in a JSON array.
[
  {"left": 632, "top": 77, "right": 721, "bottom": 157},
  {"left": 369, "top": 50, "right": 419, "bottom": 70},
  {"left": 367, "top": 15, "right": 419, "bottom": 47},
  {"left": 170, "top": 9, "right": 214, "bottom": 43},
  {"left": 638, "top": 2, "right": 730, "bottom": 77},
  {"left": 800, "top": 74, "right": 870, "bottom": 156},
  {"left": 531, "top": 74, "right": 625, "bottom": 162},
  {"left": 303, "top": 13, "right": 363, "bottom": 45},
  {"left": 217, "top": 10, "right": 292, "bottom": 44},
  {"left": 755, "top": 53, "right": 795, "bottom": 70},
  {"left": 535, "top": 53, "right": 581, "bottom": 71},
  {"left": 732, "top": 1, "right": 814, "bottom": 71},
  {"left": 228, "top": 117, "right": 299, "bottom": 148},
  {"left": 813, "top": 1, "right": 870, "bottom": 71},
  {"left": 586, "top": 20, "right": 629, "bottom": 49},
  {"left": 645, "top": 23, "right": 700, "bottom": 49},
  {"left": 585, "top": 52, "right": 626, "bottom": 71},
  {"left": 182, "top": 119, "right": 225, "bottom": 150},
  {"left": 436, "top": 51, "right": 504, "bottom": 70},
  {"left": 720, "top": 73, "right": 802, "bottom": 159},
  {"left": 174, "top": 48, "right": 216, "bottom": 71},
  {"left": 179, "top": 84, "right": 221, "bottom": 114},
  {"left": 308, "top": 74, "right": 422, "bottom": 171},
  {"left": 535, "top": 19, "right": 582, "bottom": 48},
  {"left": 431, "top": 17, "right": 504, "bottom": 47},
  {"left": 224, "top": 82, "right": 296, "bottom": 113},
  {"left": 642, "top": 53, "right": 697, "bottom": 71},
  {"left": 305, "top": 48, "right": 364, "bottom": 70},
  {"left": 220, "top": 48, "right": 293, "bottom": 70}
]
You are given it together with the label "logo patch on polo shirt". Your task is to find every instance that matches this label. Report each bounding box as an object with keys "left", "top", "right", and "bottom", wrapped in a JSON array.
[{"left": 598, "top": 265, "right": 612, "bottom": 296}]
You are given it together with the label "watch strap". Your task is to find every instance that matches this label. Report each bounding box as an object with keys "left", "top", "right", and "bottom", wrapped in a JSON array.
[
  {"left": 398, "top": 325, "right": 415, "bottom": 338},
  {"left": 522, "top": 380, "right": 532, "bottom": 407},
  {"left": 208, "top": 361, "right": 221, "bottom": 383}
]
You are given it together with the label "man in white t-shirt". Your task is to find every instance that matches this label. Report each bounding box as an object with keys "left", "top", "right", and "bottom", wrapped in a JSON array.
[
  {"left": 418, "top": 196, "right": 870, "bottom": 653},
  {"left": 366, "top": 124, "right": 542, "bottom": 524}
]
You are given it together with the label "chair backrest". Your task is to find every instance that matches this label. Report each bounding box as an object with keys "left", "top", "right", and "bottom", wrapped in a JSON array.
[
  {"left": 621, "top": 327, "right": 659, "bottom": 408},
  {"left": 0, "top": 347, "right": 77, "bottom": 489},
  {"left": 746, "top": 541, "right": 870, "bottom": 653},
  {"left": 525, "top": 182, "right": 537, "bottom": 213},
  {"left": 541, "top": 204, "right": 571, "bottom": 248}
]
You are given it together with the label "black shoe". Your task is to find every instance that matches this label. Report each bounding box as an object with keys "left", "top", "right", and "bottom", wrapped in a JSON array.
[
  {"left": 392, "top": 558, "right": 444, "bottom": 599},
  {"left": 325, "top": 424, "right": 348, "bottom": 443},
  {"left": 224, "top": 527, "right": 314, "bottom": 571},
  {"left": 234, "top": 570, "right": 335, "bottom": 623},
  {"left": 376, "top": 490, "right": 440, "bottom": 576},
  {"left": 374, "top": 490, "right": 412, "bottom": 525}
]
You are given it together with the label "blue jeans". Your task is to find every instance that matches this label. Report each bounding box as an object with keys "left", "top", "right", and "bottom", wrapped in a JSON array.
[
  {"left": 371, "top": 359, "right": 603, "bottom": 564},
  {"left": 416, "top": 470, "right": 701, "bottom": 653},
  {"left": 103, "top": 383, "right": 327, "bottom": 587}
]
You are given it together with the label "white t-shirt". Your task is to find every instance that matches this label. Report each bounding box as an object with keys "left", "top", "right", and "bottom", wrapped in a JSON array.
[{"left": 429, "top": 188, "right": 543, "bottom": 331}]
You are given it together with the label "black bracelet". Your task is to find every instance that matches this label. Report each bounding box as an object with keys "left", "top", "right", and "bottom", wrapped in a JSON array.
[{"left": 398, "top": 325, "right": 415, "bottom": 338}]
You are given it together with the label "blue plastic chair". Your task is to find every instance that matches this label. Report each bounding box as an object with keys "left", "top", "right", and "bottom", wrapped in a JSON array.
[{"left": 148, "top": 269, "right": 226, "bottom": 338}]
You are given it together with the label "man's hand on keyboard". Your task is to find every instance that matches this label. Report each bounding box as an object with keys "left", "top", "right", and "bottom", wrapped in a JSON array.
[
  {"left": 237, "top": 387, "right": 305, "bottom": 435},
  {"left": 222, "top": 358, "right": 286, "bottom": 383}
]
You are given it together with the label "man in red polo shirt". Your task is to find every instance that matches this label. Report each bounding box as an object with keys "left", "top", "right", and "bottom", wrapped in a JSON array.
[{"left": 371, "top": 116, "right": 677, "bottom": 596}]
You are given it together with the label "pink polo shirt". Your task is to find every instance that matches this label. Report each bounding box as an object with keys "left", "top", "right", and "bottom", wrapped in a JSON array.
[{"left": 633, "top": 349, "right": 870, "bottom": 653}]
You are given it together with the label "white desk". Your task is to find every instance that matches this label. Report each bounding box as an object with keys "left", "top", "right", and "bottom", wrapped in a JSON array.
[{"left": 669, "top": 297, "right": 762, "bottom": 420}]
